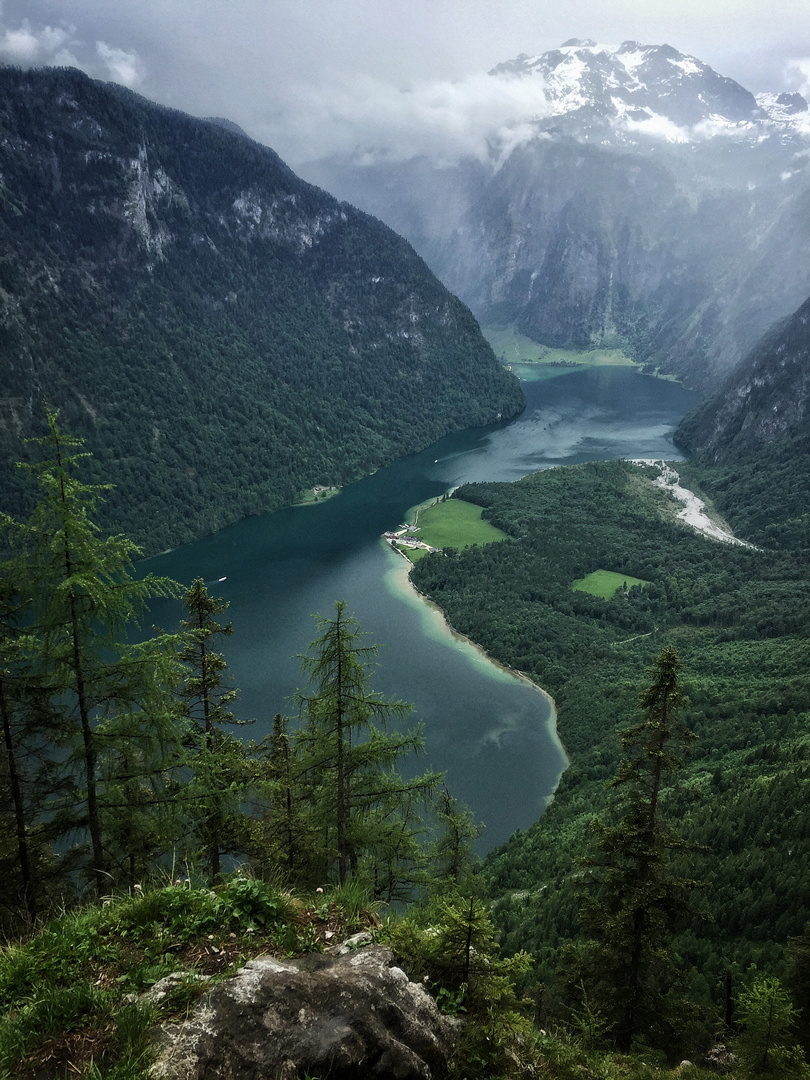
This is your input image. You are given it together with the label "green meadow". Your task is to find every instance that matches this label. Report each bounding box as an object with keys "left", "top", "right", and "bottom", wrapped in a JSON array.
[
  {"left": 397, "top": 498, "right": 507, "bottom": 562},
  {"left": 571, "top": 569, "right": 651, "bottom": 599},
  {"left": 482, "top": 327, "right": 636, "bottom": 381}
]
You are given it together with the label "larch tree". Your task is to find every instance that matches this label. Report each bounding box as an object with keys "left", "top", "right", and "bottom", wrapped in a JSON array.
[
  {"left": 431, "top": 785, "right": 483, "bottom": 893},
  {"left": 0, "top": 568, "right": 48, "bottom": 920},
  {"left": 8, "top": 409, "right": 183, "bottom": 894},
  {"left": 734, "top": 977, "right": 810, "bottom": 1078},
  {"left": 179, "top": 577, "right": 251, "bottom": 884},
  {"left": 568, "top": 645, "right": 702, "bottom": 1051},
  {"left": 294, "top": 600, "right": 440, "bottom": 889},
  {"left": 245, "top": 712, "right": 314, "bottom": 883}
]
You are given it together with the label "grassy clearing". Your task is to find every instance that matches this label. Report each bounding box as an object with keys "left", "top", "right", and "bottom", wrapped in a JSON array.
[
  {"left": 295, "top": 485, "right": 341, "bottom": 506},
  {"left": 396, "top": 543, "right": 431, "bottom": 563},
  {"left": 415, "top": 499, "right": 508, "bottom": 550},
  {"left": 393, "top": 499, "right": 508, "bottom": 564},
  {"left": 572, "top": 569, "right": 651, "bottom": 599},
  {"left": 482, "top": 327, "right": 636, "bottom": 381}
]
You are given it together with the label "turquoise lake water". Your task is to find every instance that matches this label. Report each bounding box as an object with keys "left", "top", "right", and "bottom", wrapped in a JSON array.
[{"left": 145, "top": 366, "right": 698, "bottom": 850}]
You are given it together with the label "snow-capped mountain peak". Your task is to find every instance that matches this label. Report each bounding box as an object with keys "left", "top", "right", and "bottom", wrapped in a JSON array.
[{"left": 489, "top": 40, "right": 806, "bottom": 140}]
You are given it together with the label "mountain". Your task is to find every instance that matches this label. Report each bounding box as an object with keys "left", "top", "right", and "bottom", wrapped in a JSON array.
[
  {"left": 674, "top": 293, "right": 810, "bottom": 549},
  {"left": 0, "top": 65, "right": 524, "bottom": 555},
  {"left": 304, "top": 41, "right": 810, "bottom": 390},
  {"left": 487, "top": 38, "right": 795, "bottom": 134},
  {"left": 676, "top": 293, "right": 810, "bottom": 461}
]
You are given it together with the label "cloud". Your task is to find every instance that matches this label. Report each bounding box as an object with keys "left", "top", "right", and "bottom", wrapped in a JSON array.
[
  {"left": 0, "top": 13, "right": 141, "bottom": 86},
  {"left": 788, "top": 57, "right": 810, "bottom": 97},
  {"left": 267, "top": 63, "right": 765, "bottom": 167},
  {"left": 0, "top": 17, "right": 77, "bottom": 66},
  {"left": 263, "top": 69, "right": 558, "bottom": 166},
  {"left": 95, "top": 41, "right": 142, "bottom": 87},
  {"left": 625, "top": 113, "right": 691, "bottom": 142},
  {"left": 0, "top": 2, "right": 805, "bottom": 167}
]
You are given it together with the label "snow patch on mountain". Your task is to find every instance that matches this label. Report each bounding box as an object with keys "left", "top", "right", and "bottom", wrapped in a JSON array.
[
  {"left": 488, "top": 40, "right": 809, "bottom": 147},
  {"left": 302, "top": 40, "right": 809, "bottom": 172}
]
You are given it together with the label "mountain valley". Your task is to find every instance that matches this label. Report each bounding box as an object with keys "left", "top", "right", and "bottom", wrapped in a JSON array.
[
  {"left": 1, "top": 34, "right": 810, "bottom": 1076},
  {"left": 305, "top": 39, "right": 810, "bottom": 389},
  {"left": 0, "top": 66, "right": 523, "bottom": 555}
]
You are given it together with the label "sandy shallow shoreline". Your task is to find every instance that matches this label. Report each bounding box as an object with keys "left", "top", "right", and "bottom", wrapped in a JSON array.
[{"left": 381, "top": 539, "right": 569, "bottom": 775}]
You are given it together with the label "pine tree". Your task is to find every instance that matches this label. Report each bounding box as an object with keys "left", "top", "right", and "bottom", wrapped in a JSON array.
[
  {"left": 431, "top": 785, "right": 483, "bottom": 891},
  {"left": 245, "top": 712, "right": 318, "bottom": 883},
  {"left": 7, "top": 409, "right": 183, "bottom": 894},
  {"left": 179, "top": 578, "right": 250, "bottom": 884},
  {"left": 734, "top": 977, "right": 810, "bottom": 1078},
  {"left": 386, "top": 895, "right": 533, "bottom": 1078},
  {"left": 294, "top": 600, "right": 439, "bottom": 889},
  {"left": 0, "top": 571, "right": 45, "bottom": 919},
  {"left": 567, "top": 645, "right": 701, "bottom": 1051},
  {"left": 786, "top": 924, "right": 810, "bottom": 1057}
]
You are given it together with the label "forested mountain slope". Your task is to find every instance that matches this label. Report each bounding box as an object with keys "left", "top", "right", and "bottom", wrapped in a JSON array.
[
  {"left": 0, "top": 65, "right": 523, "bottom": 554},
  {"left": 409, "top": 456, "right": 810, "bottom": 1018},
  {"left": 675, "top": 292, "right": 810, "bottom": 549}
]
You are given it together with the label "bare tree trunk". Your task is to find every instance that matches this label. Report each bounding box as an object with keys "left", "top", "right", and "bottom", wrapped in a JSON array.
[{"left": 0, "top": 677, "right": 36, "bottom": 918}]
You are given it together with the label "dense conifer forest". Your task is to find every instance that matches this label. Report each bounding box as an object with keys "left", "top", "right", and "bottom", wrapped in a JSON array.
[
  {"left": 0, "top": 66, "right": 523, "bottom": 555},
  {"left": 1, "top": 406, "right": 809, "bottom": 1077},
  {"left": 408, "top": 445, "right": 810, "bottom": 1057}
]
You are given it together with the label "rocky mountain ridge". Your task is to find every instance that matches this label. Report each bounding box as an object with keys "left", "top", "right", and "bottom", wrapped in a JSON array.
[
  {"left": 0, "top": 66, "right": 523, "bottom": 553},
  {"left": 676, "top": 292, "right": 810, "bottom": 461},
  {"left": 489, "top": 38, "right": 808, "bottom": 139},
  {"left": 304, "top": 41, "right": 810, "bottom": 390}
]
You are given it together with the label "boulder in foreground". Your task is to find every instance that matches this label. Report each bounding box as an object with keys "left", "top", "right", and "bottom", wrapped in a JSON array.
[{"left": 151, "top": 944, "right": 460, "bottom": 1080}]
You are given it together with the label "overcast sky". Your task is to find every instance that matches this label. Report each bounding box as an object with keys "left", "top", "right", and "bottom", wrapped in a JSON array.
[{"left": 1, "top": 0, "right": 809, "bottom": 166}]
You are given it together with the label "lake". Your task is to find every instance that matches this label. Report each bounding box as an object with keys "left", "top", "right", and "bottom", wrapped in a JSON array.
[{"left": 144, "top": 366, "right": 699, "bottom": 851}]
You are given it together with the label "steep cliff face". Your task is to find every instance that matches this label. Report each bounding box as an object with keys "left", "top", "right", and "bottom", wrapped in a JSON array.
[
  {"left": 676, "top": 294, "right": 810, "bottom": 461},
  {"left": 305, "top": 41, "right": 810, "bottom": 390},
  {"left": 0, "top": 66, "right": 523, "bottom": 553}
]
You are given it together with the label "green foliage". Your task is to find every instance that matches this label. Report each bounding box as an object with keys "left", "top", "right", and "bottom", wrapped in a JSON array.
[
  {"left": 409, "top": 458, "right": 810, "bottom": 1042},
  {"left": 245, "top": 712, "right": 318, "bottom": 881},
  {"left": 676, "top": 431, "right": 810, "bottom": 555},
  {"left": 216, "top": 877, "right": 290, "bottom": 929},
  {"left": 0, "top": 982, "right": 115, "bottom": 1075},
  {"left": 568, "top": 647, "right": 702, "bottom": 1052},
  {"left": 0, "top": 65, "right": 523, "bottom": 557},
  {"left": 385, "top": 895, "right": 534, "bottom": 1078},
  {"left": 786, "top": 924, "right": 810, "bottom": 1055},
  {"left": 734, "top": 977, "right": 810, "bottom": 1078},
  {"left": 291, "top": 601, "right": 440, "bottom": 895},
  {"left": 428, "top": 786, "right": 484, "bottom": 893},
  {"left": 178, "top": 578, "right": 254, "bottom": 884},
  {"left": 2, "top": 409, "right": 184, "bottom": 896},
  {"left": 0, "top": 565, "right": 61, "bottom": 924},
  {"left": 0, "top": 879, "right": 357, "bottom": 1079}
]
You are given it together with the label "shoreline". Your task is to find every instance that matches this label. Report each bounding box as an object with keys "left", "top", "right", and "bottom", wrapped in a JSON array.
[{"left": 381, "top": 537, "right": 569, "bottom": 785}]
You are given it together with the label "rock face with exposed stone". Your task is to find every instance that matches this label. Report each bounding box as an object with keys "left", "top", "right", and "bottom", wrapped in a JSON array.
[{"left": 150, "top": 945, "right": 460, "bottom": 1080}]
